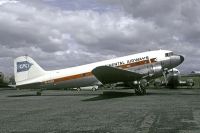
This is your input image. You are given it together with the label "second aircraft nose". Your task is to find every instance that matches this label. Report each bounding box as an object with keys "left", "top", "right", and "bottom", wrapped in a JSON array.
[{"left": 179, "top": 55, "right": 184, "bottom": 64}]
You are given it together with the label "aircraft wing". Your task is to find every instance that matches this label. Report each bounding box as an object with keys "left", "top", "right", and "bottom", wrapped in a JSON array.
[
  {"left": 16, "top": 82, "right": 43, "bottom": 90},
  {"left": 92, "top": 66, "right": 143, "bottom": 84}
]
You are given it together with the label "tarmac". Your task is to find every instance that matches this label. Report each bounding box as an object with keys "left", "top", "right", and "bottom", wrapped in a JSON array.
[{"left": 0, "top": 88, "right": 200, "bottom": 133}]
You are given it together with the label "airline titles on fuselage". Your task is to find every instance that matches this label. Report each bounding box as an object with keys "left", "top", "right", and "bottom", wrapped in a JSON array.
[{"left": 107, "top": 56, "right": 149, "bottom": 67}]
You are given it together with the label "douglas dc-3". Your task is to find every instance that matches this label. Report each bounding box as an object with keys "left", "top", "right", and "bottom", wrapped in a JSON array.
[{"left": 14, "top": 50, "right": 184, "bottom": 95}]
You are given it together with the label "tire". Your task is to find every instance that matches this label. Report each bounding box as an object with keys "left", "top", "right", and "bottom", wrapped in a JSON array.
[{"left": 135, "top": 85, "right": 146, "bottom": 95}]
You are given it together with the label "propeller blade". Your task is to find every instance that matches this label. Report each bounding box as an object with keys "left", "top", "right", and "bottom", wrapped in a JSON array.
[{"left": 162, "top": 68, "right": 168, "bottom": 86}]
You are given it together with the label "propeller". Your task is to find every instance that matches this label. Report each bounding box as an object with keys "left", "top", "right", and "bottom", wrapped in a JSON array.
[
  {"left": 162, "top": 68, "right": 168, "bottom": 86},
  {"left": 160, "top": 61, "right": 169, "bottom": 86}
]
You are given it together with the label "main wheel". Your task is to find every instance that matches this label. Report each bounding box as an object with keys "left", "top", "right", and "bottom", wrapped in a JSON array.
[{"left": 135, "top": 85, "right": 146, "bottom": 95}]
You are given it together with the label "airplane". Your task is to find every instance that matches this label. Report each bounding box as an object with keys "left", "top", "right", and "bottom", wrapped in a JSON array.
[
  {"left": 154, "top": 68, "right": 194, "bottom": 88},
  {"left": 14, "top": 50, "right": 184, "bottom": 95}
]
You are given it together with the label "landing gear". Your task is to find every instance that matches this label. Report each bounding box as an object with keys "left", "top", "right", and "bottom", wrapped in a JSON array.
[
  {"left": 135, "top": 84, "right": 146, "bottom": 95},
  {"left": 134, "top": 79, "right": 148, "bottom": 95}
]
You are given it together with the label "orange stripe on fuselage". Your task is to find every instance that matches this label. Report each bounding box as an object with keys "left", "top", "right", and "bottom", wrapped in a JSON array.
[
  {"left": 52, "top": 58, "right": 157, "bottom": 83},
  {"left": 54, "top": 72, "right": 93, "bottom": 83}
]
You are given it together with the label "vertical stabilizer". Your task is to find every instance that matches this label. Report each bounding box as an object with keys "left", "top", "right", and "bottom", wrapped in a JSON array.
[{"left": 14, "top": 56, "right": 46, "bottom": 84}]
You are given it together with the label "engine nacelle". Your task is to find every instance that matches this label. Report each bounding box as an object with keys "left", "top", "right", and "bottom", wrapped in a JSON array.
[
  {"left": 148, "top": 65, "right": 162, "bottom": 76},
  {"left": 140, "top": 79, "right": 149, "bottom": 88},
  {"left": 129, "top": 79, "right": 149, "bottom": 87}
]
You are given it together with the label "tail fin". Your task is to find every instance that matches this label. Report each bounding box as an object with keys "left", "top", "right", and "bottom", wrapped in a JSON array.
[{"left": 14, "top": 56, "right": 46, "bottom": 84}]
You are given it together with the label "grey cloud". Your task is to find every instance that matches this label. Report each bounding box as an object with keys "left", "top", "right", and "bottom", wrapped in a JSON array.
[
  {"left": 0, "top": 2, "right": 69, "bottom": 52},
  {"left": 99, "top": 0, "right": 200, "bottom": 72},
  {"left": 0, "top": 0, "right": 200, "bottom": 74}
]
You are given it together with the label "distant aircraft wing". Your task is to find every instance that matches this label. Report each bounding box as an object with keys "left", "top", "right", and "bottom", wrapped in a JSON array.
[{"left": 92, "top": 66, "right": 143, "bottom": 84}]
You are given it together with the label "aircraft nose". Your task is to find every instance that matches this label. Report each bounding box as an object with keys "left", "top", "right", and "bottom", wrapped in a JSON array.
[
  {"left": 179, "top": 55, "right": 184, "bottom": 64},
  {"left": 169, "top": 55, "right": 184, "bottom": 68}
]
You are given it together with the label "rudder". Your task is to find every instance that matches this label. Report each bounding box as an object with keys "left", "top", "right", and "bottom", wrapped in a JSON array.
[{"left": 14, "top": 56, "right": 46, "bottom": 85}]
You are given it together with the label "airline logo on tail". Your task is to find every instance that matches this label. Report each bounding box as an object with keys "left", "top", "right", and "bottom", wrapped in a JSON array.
[{"left": 17, "top": 61, "right": 33, "bottom": 72}]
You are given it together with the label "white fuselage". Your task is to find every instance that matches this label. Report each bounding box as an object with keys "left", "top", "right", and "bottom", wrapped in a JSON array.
[{"left": 16, "top": 50, "right": 183, "bottom": 90}]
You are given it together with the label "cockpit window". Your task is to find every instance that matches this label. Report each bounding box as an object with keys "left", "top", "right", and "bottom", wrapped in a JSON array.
[{"left": 165, "top": 52, "right": 173, "bottom": 57}]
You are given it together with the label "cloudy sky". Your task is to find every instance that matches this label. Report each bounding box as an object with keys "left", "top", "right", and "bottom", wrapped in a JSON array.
[{"left": 0, "top": 0, "right": 200, "bottom": 75}]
